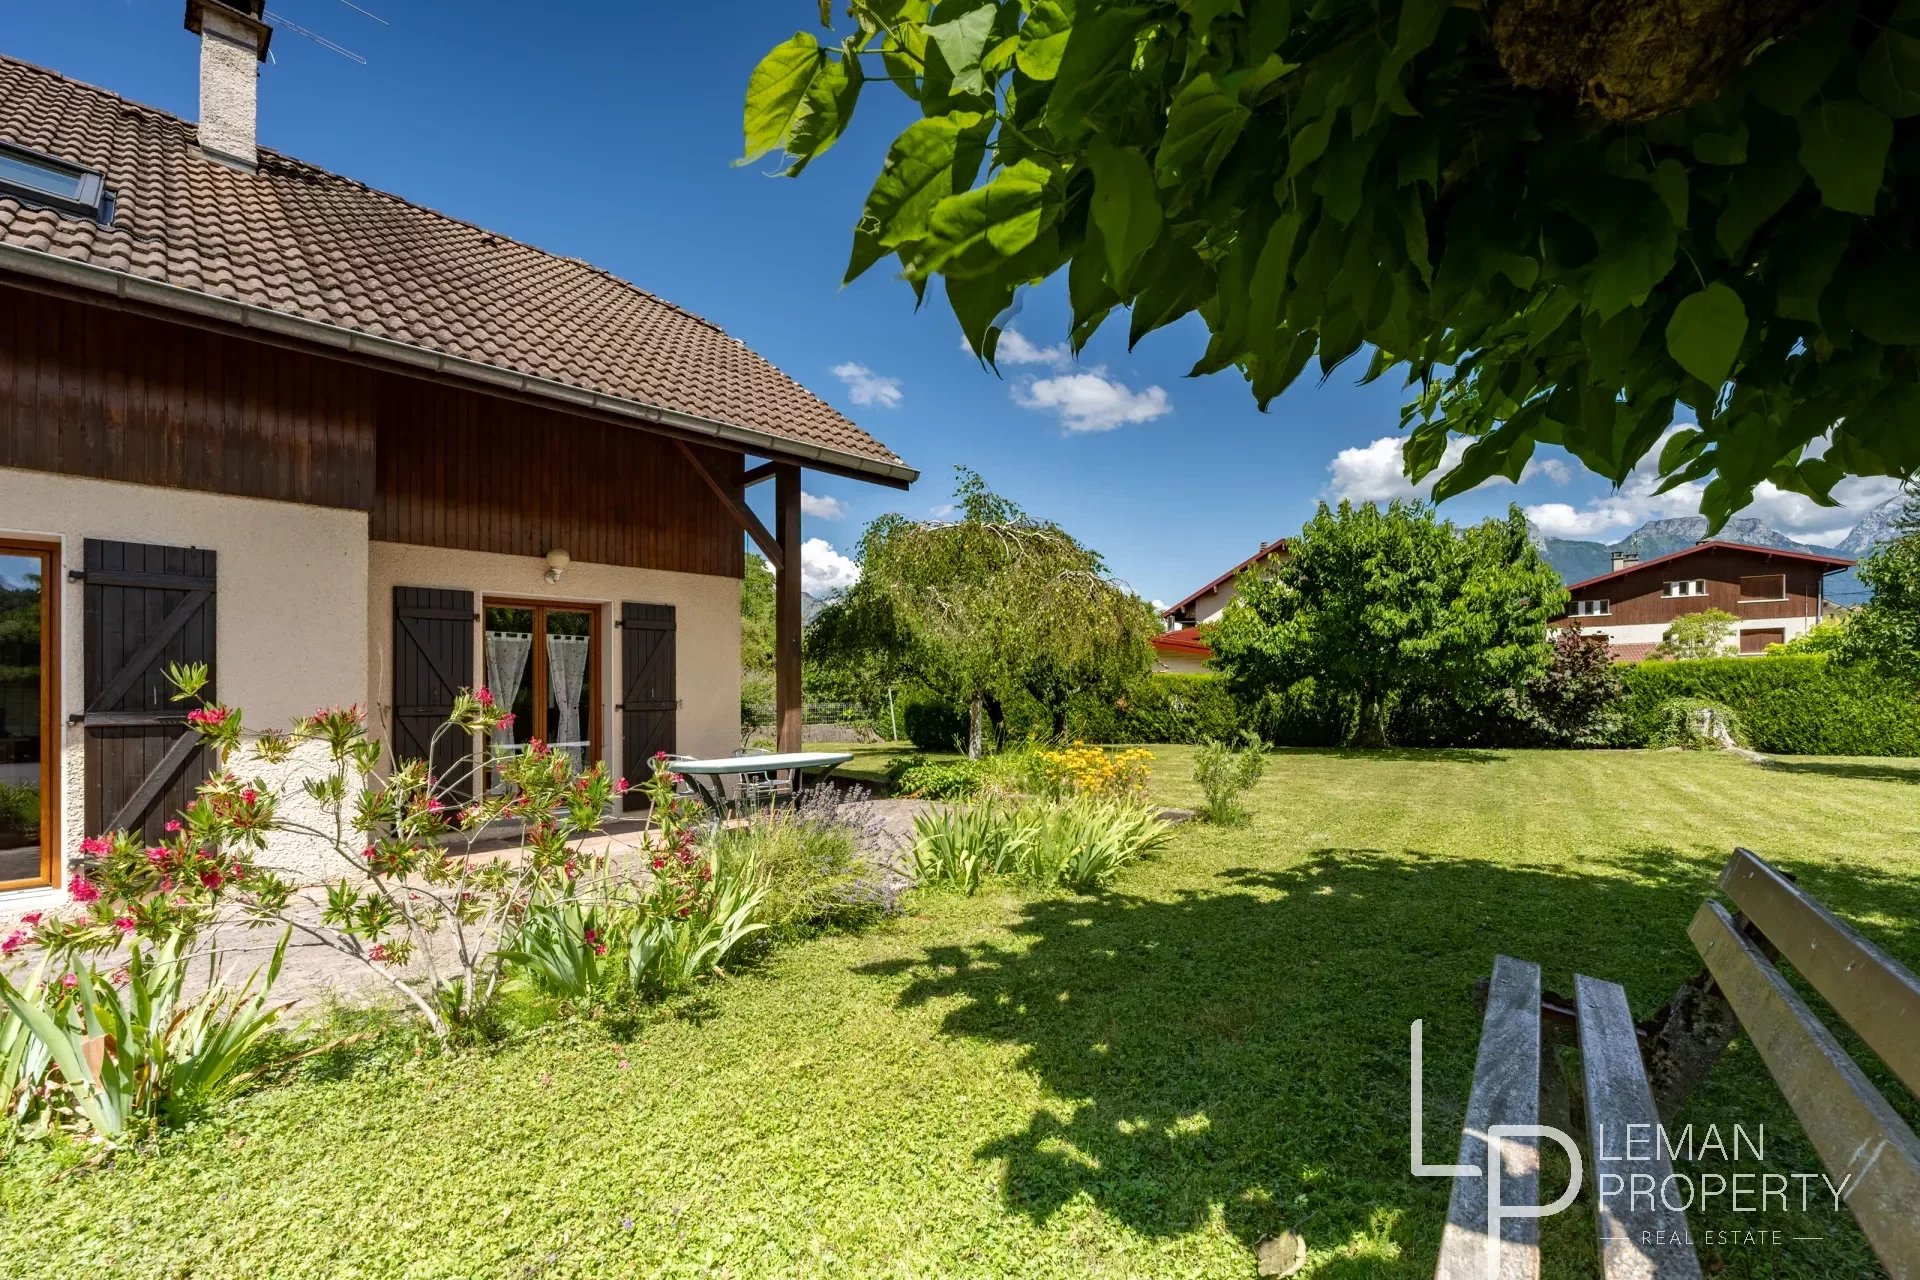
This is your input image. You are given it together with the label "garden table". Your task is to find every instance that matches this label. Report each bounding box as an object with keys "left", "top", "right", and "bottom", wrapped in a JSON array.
[{"left": 668, "top": 751, "right": 854, "bottom": 827}]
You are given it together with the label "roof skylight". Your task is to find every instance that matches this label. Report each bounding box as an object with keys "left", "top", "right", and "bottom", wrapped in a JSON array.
[{"left": 0, "top": 142, "right": 112, "bottom": 223}]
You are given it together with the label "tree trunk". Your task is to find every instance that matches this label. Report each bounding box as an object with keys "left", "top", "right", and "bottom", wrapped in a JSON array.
[
  {"left": 967, "top": 692, "right": 985, "bottom": 759},
  {"left": 1354, "top": 688, "right": 1389, "bottom": 749}
]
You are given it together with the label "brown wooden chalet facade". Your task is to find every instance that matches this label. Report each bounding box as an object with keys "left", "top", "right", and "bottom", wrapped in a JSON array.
[
  {"left": 1550, "top": 541, "right": 1851, "bottom": 662},
  {"left": 0, "top": 6, "right": 912, "bottom": 897}
]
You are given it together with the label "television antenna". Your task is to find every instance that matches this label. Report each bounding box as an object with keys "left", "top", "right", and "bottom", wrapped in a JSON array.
[{"left": 262, "top": 0, "right": 388, "bottom": 66}]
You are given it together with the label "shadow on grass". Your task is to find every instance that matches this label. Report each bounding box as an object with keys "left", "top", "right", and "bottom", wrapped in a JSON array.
[
  {"left": 858, "top": 846, "right": 1920, "bottom": 1275},
  {"left": 1760, "top": 758, "right": 1920, "bottom": 785}
]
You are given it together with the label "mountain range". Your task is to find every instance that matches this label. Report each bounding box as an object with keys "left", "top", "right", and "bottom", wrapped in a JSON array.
[{"left": 1530, "top": 496, "right": 1906, "bottom": 604}]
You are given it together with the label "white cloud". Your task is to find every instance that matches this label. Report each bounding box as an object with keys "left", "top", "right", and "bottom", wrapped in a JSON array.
[
  {"left": 1325, "top": 436, "right": 1472, "bottom": 503},
  {"left": 1526, "top": 458, "right": 1573, "bottom": 486},
  {"left": 800, "top": 491, "right": 848, "bottom": 520},
  {"left": 1012, "top": 368, "right": 1171, "bottom": 433},
  {"left": 929, "top": 502, "right": 958, "bottom": 518},
  {"left": 1522, "top": 426, "right": 1905, "bottom": 544},
  {"left": 831, "top": 362, "right": 903, "bottom": 408},
  {"left": 1150, "top": 599, "right": 1167, "bottom": 611},
  {"left": 958, "top": 329, "right": 1074, "bottom": 370},
  {"left": 798, "top": 538, "right": 861, "bottom": 594}
]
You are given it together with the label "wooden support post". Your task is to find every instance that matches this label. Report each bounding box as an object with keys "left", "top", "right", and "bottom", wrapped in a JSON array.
[{"left": 774, "top": 464, "right": 803, "bottom": 754}]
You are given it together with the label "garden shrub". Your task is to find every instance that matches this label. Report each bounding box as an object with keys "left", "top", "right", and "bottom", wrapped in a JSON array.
[
  {"left": 706, "top": 786, "right": 900, "bottom": 942},
  {"left": 901, "top": 696, "right": 967, "bottom": 751},
  {"left": 1644, "top": 698, "right": 1748, "bottom": 751},
  {"left": 0, "top": 782, "right": 37, "bottom": 838},
  {"left": 887, "top": 754, "right": 984, "bottom": 799},
  {"left": 1031, "top": 744, "right": 1153, "bottom": 800},
  {"left": 909, "top": 796, "right": 1168, "bottom": 894},
  {"left": 1192, "top": 737, "right": 1266, "bottom": 824},
  {"left": 1618, "top": 655, "right": 1920, "bottom": 756},
  {"left": 1065, "top": 673, "right": 1248, "bottom": 744}
]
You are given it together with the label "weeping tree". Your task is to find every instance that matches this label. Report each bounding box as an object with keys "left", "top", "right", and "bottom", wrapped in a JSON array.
[
  {"left": 808, "top": 469, "right": 1157, "bottom": 754},
  {"left": 742, "top": 1, "right": 1920, "bottom": 522}
]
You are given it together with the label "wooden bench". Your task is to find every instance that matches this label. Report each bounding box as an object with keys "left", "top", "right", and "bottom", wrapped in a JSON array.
[{"left": 1436, "top": 848, "right": 1920, "bottom": 1280}]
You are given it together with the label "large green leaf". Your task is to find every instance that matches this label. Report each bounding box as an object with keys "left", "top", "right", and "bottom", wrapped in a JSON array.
[
  {"left": 738, "top": 34, "right": 827, "bottom": 166},
  {"left": 916, "top": 159, "right": 1059, "bottom": 277},
  {"left": 925, "top": 4, "right": 998, "bottom": 97},
  {"left": 1155, "top": 73, "right": 1250, "bottom": 187},
  {"left": 1016, "top": 0, "right": 1076, "bottom": 79},
  {"left": 785, "top": 47, "right": 864, "bottom": 176},
  {"left": 1089, "top": 143, "right": 1163, "bottom": 290},
  {"left": 1043, "top": 6, "right": 1145, "bottom": 137},
  {"left": 1859, "top": 29, "right": 1920, "bottom": 118},
  {"left": 1798, "top": 99, "right": 1893, "bottom": 214},
  {"left": 1665, "top": 284, "right": 1748, "bottom": 388},
  {"left": 845, "top": 112, "right": 988, "bottom": 283}
]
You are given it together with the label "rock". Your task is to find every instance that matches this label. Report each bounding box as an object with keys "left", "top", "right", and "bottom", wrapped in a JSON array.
[{"left": 1254, "top": 1231, "right": 1306, "bottom": 1277}]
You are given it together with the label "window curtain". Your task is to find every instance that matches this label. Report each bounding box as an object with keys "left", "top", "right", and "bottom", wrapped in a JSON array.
[
  {"left": 484, "top": 632, "right": 532, "bottom": 748},
  {"left": 546, "top": 633, "right": 591, "bottom": 768}
]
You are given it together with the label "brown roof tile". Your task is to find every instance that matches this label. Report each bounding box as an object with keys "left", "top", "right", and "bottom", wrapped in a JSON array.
[{"left": 0, "top": 55, "right": 909, "bottom": 478}]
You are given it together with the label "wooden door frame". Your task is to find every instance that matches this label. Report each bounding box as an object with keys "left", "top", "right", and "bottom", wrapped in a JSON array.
[
  {"left": 480, "top": 597, "right": 604, "bottom": 766},
  {"left": 0, "top": 537, "right": 60, "bottom": 891}
]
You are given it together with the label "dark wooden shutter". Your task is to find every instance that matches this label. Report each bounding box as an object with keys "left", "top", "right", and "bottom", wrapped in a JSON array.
[
  {"left": 82, "top": 539, "right": 216, "bottom": 839},
  {"left": 392, "top": 587, "right": 476, "bottom": 795},
  {"left": 618, "top": 602, "right": 676, "bottom": 811}
]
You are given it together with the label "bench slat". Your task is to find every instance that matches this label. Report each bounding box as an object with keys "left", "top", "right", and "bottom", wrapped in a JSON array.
[
  {"left": 1436, "top": 954, "right": 1542, "bottom": 1280},
  {"left": 1576, "top": 974, "right": 1703, "bottom": 1280},
  {"left": 1690, "top": 901, "right": 1920, "bottom": 1280},
  {"left": 1718, "top": 848, "right": 1920, "bottom": 1100}
]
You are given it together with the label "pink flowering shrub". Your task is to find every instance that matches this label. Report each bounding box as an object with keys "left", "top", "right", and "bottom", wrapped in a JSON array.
[{"left": 16, "top": 664, "right": 643, "bottom": 1044}]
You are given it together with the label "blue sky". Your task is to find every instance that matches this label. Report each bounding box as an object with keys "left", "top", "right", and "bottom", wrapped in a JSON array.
[{"left": 7, "top": 2, "right": 1900, "bottom": 602}]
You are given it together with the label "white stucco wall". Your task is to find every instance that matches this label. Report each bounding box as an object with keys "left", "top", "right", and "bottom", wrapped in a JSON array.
[
  {"left": 365, "top": 542, "right": 741, "bottom": 787},
  {"left": 0, "top": 467, "right": 370, "bottom": 895},
  {"left": 1153, "top": 651, "right": 1210, "bottom": 675},
  {"left": 1579, "top": 616, "right": 1819, "bottom": 649}
]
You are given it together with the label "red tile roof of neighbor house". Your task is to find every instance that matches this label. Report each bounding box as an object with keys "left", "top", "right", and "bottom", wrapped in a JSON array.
[
  {"left": 1162, "top": 541, "right": 1288, "bottom": 617},
  {"left": 1564, "top": 540, "right": 1852, "bottom": 593},
  {"left": 1607, "top": 641, "right": 1661, "bottom": 664},
  {"left": 1152, "top": 626, "right": 1211, "bottom": 657},
  {"left": 0, "top": 55, "right": 912, "bottom": 484}
]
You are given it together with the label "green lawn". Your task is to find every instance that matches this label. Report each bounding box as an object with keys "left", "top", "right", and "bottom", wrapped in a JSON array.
[{"left": 5, "top": 748, "right": 1918, "bottom": 1278}]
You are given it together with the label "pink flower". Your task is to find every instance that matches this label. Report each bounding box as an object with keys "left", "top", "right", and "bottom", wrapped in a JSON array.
[
  {"left": 114, "top": 916, "right": 136, "bottom": 935},
  {"left": 368, "top": 943, "right": 390, "bottom": 963},
  {"left": 147, "top": 847, "right": 169, "bottom": 865},
  {"left": 108, "top": 967, "right": 129, "bottom": 987},
  {"left": 186, "top": 706, "right": 231, "bottom": 728},
  {"left": 653, "top": 750, "right": 669, "bottom": 763},
  {"left": 614, "top": 776, "right": 630, "bottom": 795},
  {"left": 61, "top": 973, "right": 78, "bottom": 989},
  {"left": 475, "top": 686, "right": 495, "bottom": 708},
  {"left": 242, "top": 788, "right": 259, "bottom": 805},
  {"left": 0, "top": 930, "right": 26, "bottom": 957},
  {"left": 67, "top": 874, "right": 101, "bottom": 905},
  {"left": 20, "top": 912, "right": 42, "bottom": 927},
  {"left": 425, "top": 797, "right": 443, "bottom": 814},
  {"left": 500, "top": 713, "right": 516, "bottom": 729},
  {"left": 199, "top": 868, "right": 224, "bottom": 890},
  {"left": 164, "top": 820, "right": 182, "bottom": 833},
  {"left": 78, "top": 835, "right": 109, "bottom": 857}
]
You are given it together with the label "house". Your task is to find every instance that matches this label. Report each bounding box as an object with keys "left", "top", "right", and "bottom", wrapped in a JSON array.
[
  {"left": 1552, "top": 542, "right": 1851, "bottom": 661},
  {"left": 0, "top": 3, "right": 912, "bottom": 903},
  {"left": 1153, "top": 540, "right": 1287, "bottom": 673}
]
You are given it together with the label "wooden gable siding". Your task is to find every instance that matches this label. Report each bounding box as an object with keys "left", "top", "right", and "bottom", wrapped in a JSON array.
[
  {"left": 1569, "top": 549, "right": 1827, "bottom": 625},
  {"left": 0, "top": 284, "right": 745, "bottom": 579},
  {"left": 368, "top": 376, "right": 745, "bottom": 579},
  {"left": 0, "top": 284, "right": 378, "bottom": 508}
]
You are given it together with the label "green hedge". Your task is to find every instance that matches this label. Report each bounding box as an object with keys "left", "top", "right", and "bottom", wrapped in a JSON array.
[
  {"left": 1066, "top": 673, "right": 1246, "bottom": 743},
  {"left": 1618, "top": 655, "right": 1920, "bottom": 756}
]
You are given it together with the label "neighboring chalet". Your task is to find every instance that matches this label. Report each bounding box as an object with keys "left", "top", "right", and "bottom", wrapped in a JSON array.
[
  {"left": 1553, "top": 542, "right": 1852, "bottom": 662},
  {"left": 1153, "top": 541, "right": 1287, "bottom": 673},
  {"left": 0, "top": 5, "right": 912, "bottom": 900}
]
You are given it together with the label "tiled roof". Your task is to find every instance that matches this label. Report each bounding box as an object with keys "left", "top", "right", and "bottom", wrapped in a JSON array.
[
  {"left": 1152, "top": 626, "right": 1211, "bottom": 656},
  {"left": 1608, "top": 642, "right": 1660, "bottom": 664},
  {"left": 1564, "top": 540, "right": 1851, "bottom": 593},
  {"left": 1163, "top": 540, "right": 1288, "bottom": 617},
  {"left": 0, "top": 55, "right": 909, "bottom": 479}
]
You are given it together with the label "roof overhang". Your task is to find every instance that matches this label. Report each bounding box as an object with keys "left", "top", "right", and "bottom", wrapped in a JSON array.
[{"left": 0, "top": 241, "right": 918, "bottom": 489}]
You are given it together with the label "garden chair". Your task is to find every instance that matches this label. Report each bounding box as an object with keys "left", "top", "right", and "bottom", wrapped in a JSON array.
[{"left": 730, "top": 747, "right": 793, "bottom": 815}]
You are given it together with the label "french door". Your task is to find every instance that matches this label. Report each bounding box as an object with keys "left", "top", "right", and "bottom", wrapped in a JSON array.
[
  {"left": 0, "top": 539, "right": 56, "bottom": 889},
  {"left": 482, "top": 600, "right": 602, "bottom": 778}
]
